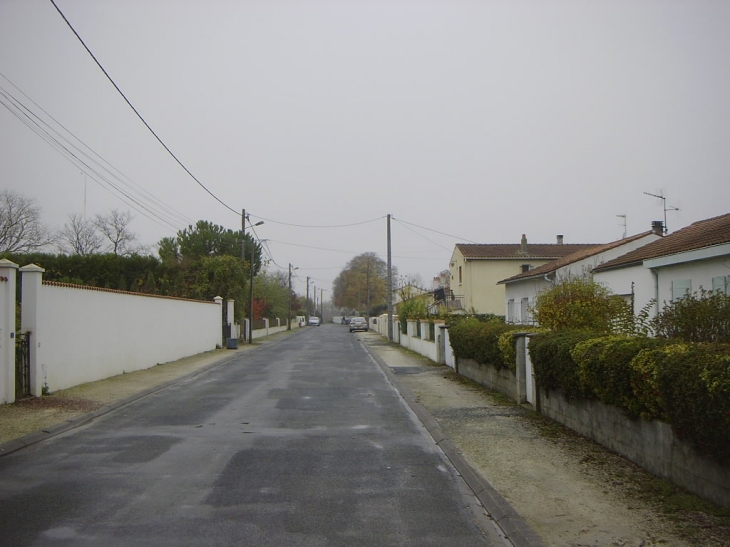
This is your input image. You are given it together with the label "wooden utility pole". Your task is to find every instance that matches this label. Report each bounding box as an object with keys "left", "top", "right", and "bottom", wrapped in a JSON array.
[{"left": 387, "top": 213, "right": 393, "bottom": 343}]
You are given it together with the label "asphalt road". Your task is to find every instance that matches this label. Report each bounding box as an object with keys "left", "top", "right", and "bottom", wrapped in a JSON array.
[{"left": 0, "top": 324, "right": 503, "bottom": 546}]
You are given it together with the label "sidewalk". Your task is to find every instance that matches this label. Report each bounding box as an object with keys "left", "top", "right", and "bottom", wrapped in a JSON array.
[
  {"left": 359, "top": 332, "right": 728, "bottom": 547},
  {"left": 1, "top": 328, "right": 727, "bottom": 546}
]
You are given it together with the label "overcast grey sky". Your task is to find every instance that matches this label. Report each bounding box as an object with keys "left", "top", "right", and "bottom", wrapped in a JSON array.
[{"left": 1, "top": 0, "right": 729, "bottom": 296}]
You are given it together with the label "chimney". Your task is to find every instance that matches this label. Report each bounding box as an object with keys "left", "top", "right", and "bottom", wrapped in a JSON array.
[
  {"left": 520, "top": 234, "right": 527, "bottom": 253},
  {"left": 651, "top": 221, "right": 664, "bottom": 236},
  {"left": 556, "top": 235, "right": 564, "bottom": 245}
]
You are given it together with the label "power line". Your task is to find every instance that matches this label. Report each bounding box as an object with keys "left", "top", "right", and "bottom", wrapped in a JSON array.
[
  {"left": 0, "top": 75, "right": 194, "bottom": 228},
  {"left": 49, "top": 0, "right": 240, "bottom": 217},
  {"left": 392, "top": 216, "right": 477, "bottom": 243},
  {"left": 249, "top": 214, "right": 385, "bottom": 229},
  {"left": 0, "top": 85, "right": 190, "bottom": 231}
]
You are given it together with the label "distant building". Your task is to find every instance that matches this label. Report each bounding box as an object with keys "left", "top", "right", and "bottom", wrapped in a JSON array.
[
  {"left": 593, "top": 214, "right": 730, "bottom": 316},
  {"left": 498, "top": 224, "right": 663, "bottom": 324},
  {"left": 449, "top": 234, "right": 596, "bottom": 315}
]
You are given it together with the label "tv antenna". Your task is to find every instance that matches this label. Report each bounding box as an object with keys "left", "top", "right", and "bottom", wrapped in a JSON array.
[
  {"left": 616, "top": 214, "right": 627, "bottom": 239},
  {"left": 643, "top": 191, "right": 679, "bottom": 235}
]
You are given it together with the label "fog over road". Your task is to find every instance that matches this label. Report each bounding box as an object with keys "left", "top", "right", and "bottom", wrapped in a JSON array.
[{"left": 0, "top": 325, "right": 501, "bottom": 546}]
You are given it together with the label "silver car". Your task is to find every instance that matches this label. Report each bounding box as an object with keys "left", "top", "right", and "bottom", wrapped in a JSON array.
[{"left": 349, "top": 317, "right": 368, "bottom": 332}]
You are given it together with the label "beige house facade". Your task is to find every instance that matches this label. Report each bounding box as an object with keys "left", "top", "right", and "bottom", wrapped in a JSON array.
[{"left": 449, "top": 235, "right": 596, "bottom": 315}]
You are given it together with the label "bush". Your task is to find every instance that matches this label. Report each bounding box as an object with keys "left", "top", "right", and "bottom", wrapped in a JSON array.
[
  {"left": 528, "top": 330, "right": 597, "bottom": 400},
  {"left": 572, "top": 335, "right": 666, "bottom": 416},
  {"left": 497, "top": 327, "right": 542, "bottom": 371},
  {"left": 652, "top": 289, "right": 730, "bottom": 343},
  {"left": 532, "top": 276, "right": 632, "bottom": 333},
  {"left": 630, "top": 343, "right": 730, "bottom": 462},
  {"left": 449, "top": 318, "right": 519, "bottom": 369}
]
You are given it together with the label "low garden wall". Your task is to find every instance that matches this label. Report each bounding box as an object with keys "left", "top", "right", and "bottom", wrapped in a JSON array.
[{"left": 539, "top": 387, "right": 730, "bottom": 509}]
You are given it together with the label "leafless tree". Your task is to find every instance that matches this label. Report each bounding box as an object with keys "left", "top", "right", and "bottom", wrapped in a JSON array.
[
  {"left": 94, "top": 209, "right": 140, "bottom": 256},
  {"left": 58, "top": 213, "right": 103, "bottom": 256},
  {"left": 0, "top": 190, "right": 54, "bottom": 253}
]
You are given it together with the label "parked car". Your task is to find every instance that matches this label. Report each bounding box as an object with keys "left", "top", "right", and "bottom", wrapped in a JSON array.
[
  {"left": 349, "top": 317, "right": 368, "bottom": 332},
  {"left": 308, "top": 316, "right": 321, "bottom": 326}
]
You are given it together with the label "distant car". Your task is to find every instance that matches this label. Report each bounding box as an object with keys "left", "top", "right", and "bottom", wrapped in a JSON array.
[
  {"left": 341, "top": 317, "right": 351, "bottom": 325},
  {"left": 308, "top": 316, "right": 321, "bottom": 326},
  {"left": 349, "top": 317, "right": 367, "bottom": 332}
]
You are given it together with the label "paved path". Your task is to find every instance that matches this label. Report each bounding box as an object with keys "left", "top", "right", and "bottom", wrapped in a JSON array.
[{"left": 0, "top": 325, "right": 515, "bottom": 547}]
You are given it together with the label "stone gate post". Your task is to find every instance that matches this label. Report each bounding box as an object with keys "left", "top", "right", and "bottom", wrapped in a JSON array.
[
  {"left": 20, "top": 264, "right": 45, "bottom": 397},
  {"left": 0, "top": 259, "right": 19, "bottom": 404}
]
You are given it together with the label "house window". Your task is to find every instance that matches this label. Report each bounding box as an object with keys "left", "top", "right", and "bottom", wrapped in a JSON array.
[
  {"left": 458, "top": 265, "right": 462, "bottom": 285},
  {"left": 713, "top": 275, "right": 729, "bottom": 294},
  {"left": 520, "top": 297, "right": 530, "bottom": 324},
  {"left": 507, "top": 299, "right": 515, "bottom": 323},
  {"left": 521, "top": 264, "right": 531, "bottom": 273},
  {"left": 671, "top": 279, "right": 692, "bottom": 301}
]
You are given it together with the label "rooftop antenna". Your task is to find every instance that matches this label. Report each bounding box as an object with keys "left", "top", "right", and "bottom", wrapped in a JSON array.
[
  {"left": 643, "top": 191, "right": 679, "bottom": 235},
  {"left": 616, "top": 214, "right": 627, "bottom": 239}
]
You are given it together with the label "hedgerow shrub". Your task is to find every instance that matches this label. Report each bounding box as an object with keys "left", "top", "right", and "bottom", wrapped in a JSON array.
[
  {"left": 449, "top": 318, "right": 520, "bottom": 369},
  {"left": 528, "top": 330, "right": 597, "bottom": 400},
  {"left": 497, "top": 327, "right": 542, "bottom": 371},
  {"left": 652, "top": 289, "right": 730, "bottom": 343},
  {"left": 571, "top": 335, "right": 667, "bottom": 416},
  {"left": 630, "top": 343, "right": 730, "bottom": 462},
  {"left": 532, "top": 276, "right": 632, "bottom": 334}
]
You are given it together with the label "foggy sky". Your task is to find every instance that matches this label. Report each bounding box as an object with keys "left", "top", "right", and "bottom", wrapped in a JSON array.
[{"left": 1, "top": 0, "right": 729, "bottom": 296}]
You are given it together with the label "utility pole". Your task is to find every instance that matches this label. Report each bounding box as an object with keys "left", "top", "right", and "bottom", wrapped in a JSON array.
[
  {"left": 241, "top": 209, "right": 246, "bottom": 340},
  {"left": 306, "top": 276, "right": 310, "bottom": 320},
  {"left": 387, "top": 214, "right": 393, "bottom": 343},
  {"left": 288, "top": 263, "right": 297, "bottom": 330},
  {"left": 320, "top": 288, "right": 324, "bottom": 320}
]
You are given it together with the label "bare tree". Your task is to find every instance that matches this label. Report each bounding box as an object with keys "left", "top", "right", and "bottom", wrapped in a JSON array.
[
  {"left": 58, "top": 213, "right": 103, "bottom": 256},
  {"left": 94, "top": 209, "right": 140, "bottom": 255},
  {"left": 0, "top": 190, "right": 54, "bottom": 253}
]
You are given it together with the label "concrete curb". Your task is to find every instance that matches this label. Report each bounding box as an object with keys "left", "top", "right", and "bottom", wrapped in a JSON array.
[{"left": 363, "top": 339, "right": 548, "bottom": 547}]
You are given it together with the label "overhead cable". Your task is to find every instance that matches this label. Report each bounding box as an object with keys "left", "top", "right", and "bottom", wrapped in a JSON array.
[{"left": 50, "top": 0, "right": 240, "bottom": 217}]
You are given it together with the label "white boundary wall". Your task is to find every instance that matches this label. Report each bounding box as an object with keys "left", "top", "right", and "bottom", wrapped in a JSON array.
[{"left": 21, "top": 266, "right": 221, "bottom": 395}]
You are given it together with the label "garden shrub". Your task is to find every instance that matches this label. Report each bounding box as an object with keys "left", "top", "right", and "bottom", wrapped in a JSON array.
[
  {"left": 449, "top": 318, "right": 519, "bottom": 369},
  {"left": 528, "top": 330, "right": 597, "bottom": 400},
  {"left": 572, "top": 335, "right": 667, "bottom": 416},
  {"left": 532, "top": 275, "right": 632, "bottom": 334},
  {"left": 631, "top": 343, "right": 730, "bottom": 462},
  {"left": 497, "top": 327, "right": 542, "bottom": 371},
  {"left": 652, "top": 289, "right": 730, "bottom": 343}
]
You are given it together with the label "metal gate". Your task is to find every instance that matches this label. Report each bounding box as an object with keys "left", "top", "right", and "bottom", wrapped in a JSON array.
[{"left": 15, "top": 331, "right": 31, "bottom": 398}]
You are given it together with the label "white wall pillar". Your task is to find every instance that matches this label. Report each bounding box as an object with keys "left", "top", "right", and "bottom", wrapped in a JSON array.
[
  {"left": 0, "top": 259, "right": 19, "bottom": 404},
  {"left": 20, "top": 264, "right": 45, "bottom": 397},
  {"left": 226, "top": 299, "right": 234, "bottom": 327}
]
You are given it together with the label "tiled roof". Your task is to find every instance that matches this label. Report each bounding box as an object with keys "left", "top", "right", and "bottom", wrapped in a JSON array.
[
  {"left": 594, "top": 213, "right": 730, "bottom": 272},
  {"left": 498, "top": 232, "right": 653, "bottom": 284},
  {"left": 456, "top": 242, "right": 596, "bottom": 260}
]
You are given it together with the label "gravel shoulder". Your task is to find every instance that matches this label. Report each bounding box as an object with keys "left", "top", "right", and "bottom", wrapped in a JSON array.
[
  {"left": 361, "top": 333, "right": 730, "bottom": 547},
  {"left": 2, "top": 328, "right": 728, "bottom": 546}
]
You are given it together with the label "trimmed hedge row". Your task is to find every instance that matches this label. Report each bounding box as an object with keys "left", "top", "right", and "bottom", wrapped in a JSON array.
[
  {"left": 448, "top": 318, "right": 523, "bottom": 370},
  {"left": 529, "top": 331, "right": 730, "bottom": 463}
]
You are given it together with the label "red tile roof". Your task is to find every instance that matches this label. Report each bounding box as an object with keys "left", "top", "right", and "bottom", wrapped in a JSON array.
[
  {"left": 499, "top": 231, "right": 654, "bottom": 284},
  {"left": 594, "top": 213, "right": 730, "bottom": 272},
  {"left": 456, "top": 242, "right": 596, "bottom": 260}
]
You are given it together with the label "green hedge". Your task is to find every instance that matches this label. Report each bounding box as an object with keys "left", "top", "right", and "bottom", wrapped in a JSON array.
[
  {"left": 571, "top": 335, "right": 667, "bottom": 416},
  {"left": 631, "top": 344, "right": 730, "bottom": 462},
  {"left": 528, "top": 330, "right": 597, "bottom": 400},
  {"left": 449, "top": 318, "right": 520, "bottom": 369}
]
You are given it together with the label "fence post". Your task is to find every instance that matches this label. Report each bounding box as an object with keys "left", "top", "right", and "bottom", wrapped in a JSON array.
[
  {"left": 214, "top": 296, "right": 223, "bottom": 346},
  {"left": 0, "top": 259, "right": 19, "bottom": 404},
  {"left": 20, "top": 264, "right": 44, "bottom": 397}
]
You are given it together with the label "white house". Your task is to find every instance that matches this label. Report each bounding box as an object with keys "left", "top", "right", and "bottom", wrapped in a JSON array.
[
  {"left": 593, "top": 213, "right": 730, "bottom": 316},
  {"left": 498, "top": 223, "right": 664, "bottom": 324}
]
